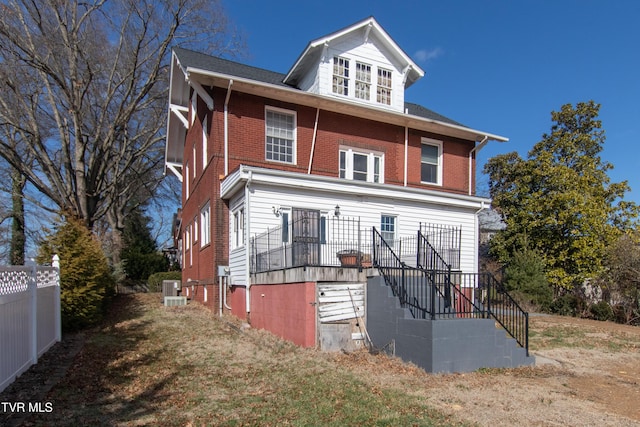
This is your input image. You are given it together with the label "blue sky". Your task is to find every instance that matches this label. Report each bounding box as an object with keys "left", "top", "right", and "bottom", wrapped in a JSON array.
[{"left": 221, "top": 0, "right": 639, "bottom": 204}]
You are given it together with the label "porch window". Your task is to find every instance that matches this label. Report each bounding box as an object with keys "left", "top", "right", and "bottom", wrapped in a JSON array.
[
  {"left": 332, "top": 56, "right": 349, "bottom": 96},
  {"left": 233, "top": 207, "right": 245, "bottom": 249},
  {"left": 200, "top": 202, "right": 210, "bottom": 246},
  {"left": 376, "top": 68, "right": 392, "bottom": 105},
  {"left": 421, "top": 138, "right": 442, "bottom": 185},
  {"left": 381, "top": 215, "right": 396, "bottom": 244},
  {"left": 265, "top": 107, "right": 296, "bottom": 164},
  {"left": 355, "top": 62, "right": 371, "bottom": 100},
  {"left": 339, "top": 148, "right": 383, "bottom": 183}
]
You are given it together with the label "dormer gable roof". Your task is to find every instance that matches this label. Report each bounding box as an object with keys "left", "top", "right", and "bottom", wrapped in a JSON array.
[{"left": 284, "top": 17, "right": 424, "bottom": 89}]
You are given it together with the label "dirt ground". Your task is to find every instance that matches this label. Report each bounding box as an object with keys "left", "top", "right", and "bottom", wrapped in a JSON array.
[
  {"left": 2, "top": 296, "right": 639, "bottom": 426},
  {"left": 331, "top": 314, "right": 640, "bottom": 426}
]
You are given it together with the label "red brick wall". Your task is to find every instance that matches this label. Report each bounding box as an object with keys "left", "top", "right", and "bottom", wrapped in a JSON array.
[
  {"left": 249, "top": 282, "right": 316, "bottom": 347},
  {"left": 177, "top": 84, "right": 478, "bottom": 318}
]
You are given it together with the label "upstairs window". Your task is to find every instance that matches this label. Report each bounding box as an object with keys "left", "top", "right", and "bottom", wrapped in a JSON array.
[
  {"left": 377, "top": 68, "right": 392, "bottom": 105},
  {"left": 421, "top": 138, "right": 442, "bottom": 185},
  {"left": 265, "top": 108, "right": 296, "bottom": 164},
  {"left": 202, "top": 115, "right": 208, "bottom": 169},
  {"left": 355, "top": 62, "right": 371, "bottom": 100},
  {"left": 339, "top": 148, "right": 383, "bottom": 183},
  {"left": 332, "top": 56, "right": 349, "bottom": 96},
  {"left": 200, "top": 202, "right": 210, "bottom": 246}
]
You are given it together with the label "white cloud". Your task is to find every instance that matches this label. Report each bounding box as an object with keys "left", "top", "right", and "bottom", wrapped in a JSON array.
[{"left": 414, "top": 47, "right": 444, "bottom": 63}]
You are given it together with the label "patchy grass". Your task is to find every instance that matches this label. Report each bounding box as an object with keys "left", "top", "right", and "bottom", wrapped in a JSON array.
[{"left": 26, "top": 294, "right": 462, "bottom": 426}]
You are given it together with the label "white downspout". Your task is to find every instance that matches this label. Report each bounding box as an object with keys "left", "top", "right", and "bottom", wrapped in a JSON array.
[
  {"left": 244, "top": 170, "right": 253, "bottom": 314},
  {"left": 307, "top": 107, "right": 320, "bottom": 174},
  {"left": 224, "top": 80, "right": 233, "bottom": 176},
  {"left": 469, "top": 136, "right": 489, "bottom": 195},
  {"left": 219, "top": 276, "right": 224, "bottom": 317},
  {"left": 223, "top": 277, "right": 232, "bottom": 310}
]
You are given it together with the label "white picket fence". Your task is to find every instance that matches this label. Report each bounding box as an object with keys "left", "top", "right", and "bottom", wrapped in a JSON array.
[{"left": 0, "top": 255, "right": 61, "bottom": 393}]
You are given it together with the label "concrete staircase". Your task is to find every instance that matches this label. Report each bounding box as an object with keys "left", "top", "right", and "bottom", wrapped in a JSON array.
[{"left": 366, "top": 275, "right": 535, "bottom": 373}]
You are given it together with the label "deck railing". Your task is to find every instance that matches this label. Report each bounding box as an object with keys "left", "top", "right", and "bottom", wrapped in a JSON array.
[{"left": 250, "top": 216, "right": 372, "bottom": 273}]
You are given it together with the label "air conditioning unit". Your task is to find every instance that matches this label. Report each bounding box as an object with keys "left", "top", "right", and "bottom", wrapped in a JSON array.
[
  {"left": 162, "top": 280, "right": 181, "bottom": 297},
  {"left": 163, "top": 296, "right": 187, "bottom": 307}
]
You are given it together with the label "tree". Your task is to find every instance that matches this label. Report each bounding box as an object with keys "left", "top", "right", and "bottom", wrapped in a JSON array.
[
  {"left": 0, "top": 0, "right": 241, "bottom": 255},
  {"left": 485, "top": 101, "right": 639, "bottom": 289},
  {"left": 599, "top": 232, "right": 640, "bottom": 324},
  {"left": 503, "top": 243, "right": 551, "bottom": 310},
  {"left": 120, "top": 208, "right": 168, "bottom": 283},
  {"left": 37, "top": 216, "right": 115, "bottom": 330}
]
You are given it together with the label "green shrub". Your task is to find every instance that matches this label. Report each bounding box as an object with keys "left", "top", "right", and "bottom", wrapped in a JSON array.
[
  {"left": 38, "top": 216, "right": 115, "bottom": 330},
  {"left": 589, "top": 301, "right": 614, "bottom": 321},
  {"left": 504, "top": 247, "right": 552, "bottom": 311},
  {"left": 549, "top": 294, "right": 580, "bottom": 316},
  {"left": 147, "top": 271, "right": 182, "bottom": 292}
]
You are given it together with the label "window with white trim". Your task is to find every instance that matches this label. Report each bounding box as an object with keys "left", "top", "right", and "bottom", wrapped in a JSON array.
[
  {"left": 200, "top": 202, "right": 210, "bottom": 246},
  {"left": 339, "top": 147, "right": 383, "bottom": 183},
  {"left": 185, "top": 223, "right": 191, "bottom": 251},
  {"left": 202, "top": 115, "right": 208, "bottom": 169},
  {"left": 185, "top": 161, "right": 190, "bottom": 195},
  {"left": 232, "top": 207, "right": 245, "bottom": 249},
  {"left": 381, "top": 215, "right": 396, "bottom": 244},
  {"left": 421, "top": 138, "right": 442, "bottom": 185},
  {"left": 265, "top": 108, "right": 296, "bottom": 164},
  {"left": 377, "top": 67, "right": 392, "bottom": 105},
  {"left": 355, "top": 62, "right": 371, "bottom": 100},
  {"left": 332, "top": 56, "right": 349, "bottom": 96},
  {"left": 193, "top": 215, "right": 198, "bottom": 243}
]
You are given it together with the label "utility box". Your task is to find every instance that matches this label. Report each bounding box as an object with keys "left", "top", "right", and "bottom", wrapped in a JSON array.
[{"left": 162, "top": 280, "right": 181, "bottom": 297}]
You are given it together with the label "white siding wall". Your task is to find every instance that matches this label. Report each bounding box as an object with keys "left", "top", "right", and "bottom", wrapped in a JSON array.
[
  {"left": 229, "top": 195, "right": 247, "bottom": 286},
  {"left": 226, "top": 181, "right": 480, "bottom": 282}
]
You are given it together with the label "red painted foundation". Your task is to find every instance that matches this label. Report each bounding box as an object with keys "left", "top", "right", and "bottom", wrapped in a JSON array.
[{"left": 249, "top": 282, "right": 316, "bottom": 347}]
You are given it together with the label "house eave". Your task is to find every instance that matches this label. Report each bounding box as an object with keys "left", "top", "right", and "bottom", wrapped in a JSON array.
[
  {"left": 221, "top": 165, "right": 491, "bottom": 209},
  {"left": 182, "top": 66, "right": 507, "bottom": 144}
]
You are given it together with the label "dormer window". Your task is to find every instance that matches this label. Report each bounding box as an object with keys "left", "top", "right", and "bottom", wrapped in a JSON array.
[
  {"left": 332, "top": 56, "right": 349, "bottom": 96},
  {"left": 377, "top": 68, "right": 392, "bottom": 105},
  {"left": 355, "top": 62, "right": 371, "bottom": 100}
]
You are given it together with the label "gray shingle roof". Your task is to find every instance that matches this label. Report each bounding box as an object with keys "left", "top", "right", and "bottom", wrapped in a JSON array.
[{"left": 173, "top": 47, "right": 464, "bottom": 127}]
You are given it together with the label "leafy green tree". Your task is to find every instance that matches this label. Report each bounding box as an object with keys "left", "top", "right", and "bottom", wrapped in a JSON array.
[
  {"left": 120, "top": 208, "right": 168, "bottom": 283},
  {"left": 485, "top": 101, "right": 639, "bottom": 289},
  {"left": 599, "top": 232, "right": 640, "bottom": 324},
  {"left": 38, "top": 216, "right": 115, "bottom": 330}
]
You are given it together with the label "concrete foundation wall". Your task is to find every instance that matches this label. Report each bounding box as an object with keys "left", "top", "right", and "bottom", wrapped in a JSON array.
[{"left": 367, "top": 276, "right": 534, "bottom": 373}]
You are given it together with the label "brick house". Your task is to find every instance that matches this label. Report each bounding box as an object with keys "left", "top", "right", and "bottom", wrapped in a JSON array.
[{"left": 164, "top": 17, "right": 533, "bottom": 372}]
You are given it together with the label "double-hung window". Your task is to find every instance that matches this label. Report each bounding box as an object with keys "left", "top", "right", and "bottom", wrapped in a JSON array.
[
  {"left": 202, "top": 115, "right": 208, "bottom": 169},
  {"left": 421, "top": 138, "right": 442, "bottom": 185},
  {"left": 200, "top": 202, "right": 210, "bottom": 246},
  {"left": 265, "top": 107, "right": 296, "bottom": 164},
  {"left": 339, "top": 148, "right": 383, "bottom": 183},
  {"left": 380, "top": 215, "right": 396, "bottom": 245},
  {"left": 355, "top": 62, "right": 371, "bottom": 100},
  {"left": 332, "top": 56, "right": 349, "bottom": 96},
  {"left": 377, "top": 68, "right": 392, "bottom": 105}
]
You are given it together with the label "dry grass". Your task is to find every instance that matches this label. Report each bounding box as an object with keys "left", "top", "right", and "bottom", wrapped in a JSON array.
[
  {"left": 18, "top": 294, "right": 461, "bottom": 426},
  {"left": 5, "top": 294, "right": 640, "bottom": 426}
]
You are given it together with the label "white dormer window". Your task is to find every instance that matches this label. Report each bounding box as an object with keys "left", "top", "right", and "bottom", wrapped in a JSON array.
[
  {"left": 332, "top": 56, "right": 349, "bottom": 96},
  {"left": 377, "top": 68, "right": 392, "bottom": 105},
  {"left": 355, "top": 62, "right": 371, "bottom": 100}
]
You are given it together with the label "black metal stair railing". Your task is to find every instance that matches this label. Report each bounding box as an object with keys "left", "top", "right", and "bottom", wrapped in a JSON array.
[{"left": 373, "top": 228, "right": 530, "bottom": 356}]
